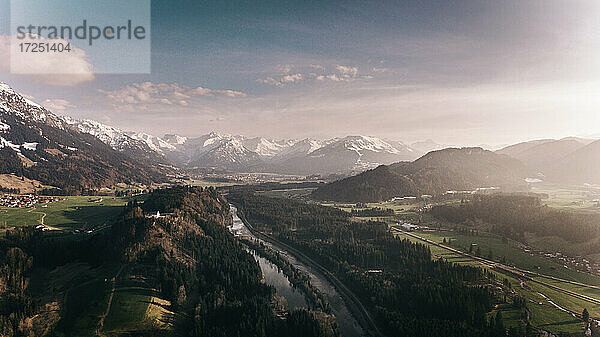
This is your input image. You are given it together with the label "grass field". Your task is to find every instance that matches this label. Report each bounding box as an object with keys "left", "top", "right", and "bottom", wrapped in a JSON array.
[
  {"left": 416, "top": 230, "right": 600, "bottom": 286},
  {"left": 0, "top": 196, "right": 135, "bottom": 230},
  {"left": 392, "top": 229, "right": 587, "bottom": 334},
  {"left": 103, "top": 264, "right": 174, "bottom": 334},
  {"left": 531, "top": 183, "right": 600, "bottom": 213}
]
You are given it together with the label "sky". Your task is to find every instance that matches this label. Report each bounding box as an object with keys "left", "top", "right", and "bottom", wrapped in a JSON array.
[{"left": 0, "top": 0, "right": 599, "bottom": 146}]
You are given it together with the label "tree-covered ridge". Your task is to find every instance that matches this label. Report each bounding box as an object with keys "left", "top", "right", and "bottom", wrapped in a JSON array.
[
  {"left": 312, "top": 147, "right": 531, "bottom": 202},
  {"left": 0, "top": 187, "right": 339, "bottom": 337},
  {"left": 231, "top": 192, "right": 521, "bottom": 337},
  {"left": 430, "top": 194, "right": 600, "bottom": 247}
]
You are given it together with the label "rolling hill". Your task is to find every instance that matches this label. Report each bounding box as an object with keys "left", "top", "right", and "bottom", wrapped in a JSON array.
[
  {"left": 312, "top": 147, "right": 531, "bottom": 202},
  {"left": 496, "top": 138, "right": 590, "bottom": 170},
  {"left": 546, "top": 139, "right": 600, "bottom": 185}
]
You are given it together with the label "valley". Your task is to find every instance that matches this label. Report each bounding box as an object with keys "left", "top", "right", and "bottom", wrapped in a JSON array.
[{"left": 2, "top": 82, "right": 600, "bottom": 337}]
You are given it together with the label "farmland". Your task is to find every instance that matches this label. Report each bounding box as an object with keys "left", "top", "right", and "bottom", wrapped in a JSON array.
[
  {"left": 392, "top": 228, "right": 594, "bottom": 335},
  {"left": 0, "top": 195, "right": 137, "bottom": 231}
]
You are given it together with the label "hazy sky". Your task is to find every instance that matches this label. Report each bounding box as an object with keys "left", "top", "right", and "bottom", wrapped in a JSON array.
[{"left": 0, "top": 0, "right": 599, "bottom": 146}]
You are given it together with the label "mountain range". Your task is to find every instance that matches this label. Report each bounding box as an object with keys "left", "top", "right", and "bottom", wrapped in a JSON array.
[
  {"left": 496, "top": 137, "right": 600, "bottom": 184},
  {"left": 0, "top": 82, "right": 168, "bottom": 193},
  {"left": 3, "top": 80, "right": 600, "bottom": 194},
  {"left": 56, "top": 114, "right": 424, "bottom": 175}
]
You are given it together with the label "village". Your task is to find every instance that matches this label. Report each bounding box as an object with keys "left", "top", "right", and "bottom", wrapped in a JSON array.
[{"left": 0, "top": 193, "right": 63, "bottom": 208}]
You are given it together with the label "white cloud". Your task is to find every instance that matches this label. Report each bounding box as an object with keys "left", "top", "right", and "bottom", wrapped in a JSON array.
[
  {"left": 99, "top": 82, "right": 247, "bottom": 110},
  {"left": 257, "top": 73, "right": 304, "bottom": 87},
  {"left": 258, "top": 64, "right": 371, "bottom": 87},
  {"left": 0, "top": 34, "right": 95, "bottom": 86},
  {"left": 42, "top": 98, "right": 75, "bottom": 112},
  {"left": 275, "top": 64, "right": 294, "bottom": 74}
]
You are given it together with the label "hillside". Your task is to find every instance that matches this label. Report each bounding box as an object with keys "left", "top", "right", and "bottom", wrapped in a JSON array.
[
  {"left": 312, "top": 147, "right": 531, "bottom": 202},
  {"left": 547, "top": 139, "right": 600, "bottom": 184},
  {"left": 496, "top": 139, "right": 555, "bottom": 158},
  {"left": 0, "top": 82, "right": 166, "bottom": 193},
  {"left": 496, "top": 138, "right": 589, "bottom": 170},
  {"left": 0, "top": 187, "right": 338, "bottom": 336}
]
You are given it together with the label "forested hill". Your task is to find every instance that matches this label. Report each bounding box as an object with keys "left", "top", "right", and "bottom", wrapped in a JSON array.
[
  {"left": 0, "top": 186, "right": 338, "bottom": 337},
  {"left": 312, "top": 147, "right": 531, "bottom": 202}
]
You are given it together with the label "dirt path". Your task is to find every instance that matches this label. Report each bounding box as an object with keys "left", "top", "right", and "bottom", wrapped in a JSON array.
[{"left": 95, "top": 265, "right": 125, "bottom": 337}]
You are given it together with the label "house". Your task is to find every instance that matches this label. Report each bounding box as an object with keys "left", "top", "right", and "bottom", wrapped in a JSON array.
[{"left": 400, "top": 223, "right": 419, "bottom": 231}]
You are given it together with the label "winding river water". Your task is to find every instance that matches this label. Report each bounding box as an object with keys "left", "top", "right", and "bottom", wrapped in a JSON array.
[{"left": 228, "top": 205, "right": 365, "bottom": 337}]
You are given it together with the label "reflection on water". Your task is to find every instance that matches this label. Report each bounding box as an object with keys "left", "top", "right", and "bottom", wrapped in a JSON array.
[
  {"left": 250, "top": 250, "right": 308, "bottom": 310},
  {"left": 228, "top": 205, "right": 365, "bottom": 337}
]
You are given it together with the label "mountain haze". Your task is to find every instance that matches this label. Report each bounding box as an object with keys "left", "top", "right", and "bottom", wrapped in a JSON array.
[{"left": 312, "top": 147, "right": 531, "bottom": 202}]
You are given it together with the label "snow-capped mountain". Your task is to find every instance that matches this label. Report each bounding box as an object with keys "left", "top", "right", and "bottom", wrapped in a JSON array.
[
  {"left": 124, "top": 131, "right": 420, "bottom": 174},
  {"left": 62, "top": 118, "right": 176, "bottom": 166},
  {"left": 128, "top": 132, "right": 177, "bottom": 154},
  {"left": 276, "top": 135, "right": 421, "bottom": 174},
  {"left": 163, "top": 134, "right": 188, "bottom": 146},
  {"left": 2, "top": 82, "right": 424, "bottom": 176},
  {"left": 272, "top": 138, "right": 329, "bottom": 162},
  {"left": 0, "top": 81, "right": 166, "bottom": 192},
  {"left": 242, "top": 137, "right": 296, "bottom": 157}
]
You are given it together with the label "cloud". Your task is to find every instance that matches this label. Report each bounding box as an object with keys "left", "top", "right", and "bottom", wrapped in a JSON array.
[
  {"left": 275, "top": 64, "right": 294, "bottom": 74},
  {"left": 41, "top": 98, "right": 75, "bottom": 112},
  {"left": 0, "top": 34, "right": 95, "bottom": 86},
  {"left": 257, "top": 64, "right": 372, "bottom": 87},
  {"left": 99, "top": 82, "right": 247, "bottom": 110},
  {"left": 257, "top": 73, "right": 304, "bottom": 87}
]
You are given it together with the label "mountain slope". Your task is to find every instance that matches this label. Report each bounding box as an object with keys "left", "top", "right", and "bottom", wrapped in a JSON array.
[
  {"left": 496, "top": 139, "right": 555, "bottom": 158},
  {"left": 0, "top": 81, "right": 166, "bottom": 193},
  {"left": 497, "top": 138, "right": 588, "bottom": 169},
  {"left": 277, "top": 136, "right": 420, "bottom": 174},
  {"left": 410, "top": 139, "right": 447, "bottom": 154},
  {"left": 312, "top": 147, "right": 531, "bottom": 202},
  {"left": 547, "top": 139, "right": 600, "bottom": 184},
  {"left": 64, "top": 118, "right": 174, "bottom": 165}
]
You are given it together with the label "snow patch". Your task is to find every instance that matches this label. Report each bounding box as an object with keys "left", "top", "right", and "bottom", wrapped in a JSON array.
[{"left": 22, "top": 142, "right": 38, "bottom": 151}]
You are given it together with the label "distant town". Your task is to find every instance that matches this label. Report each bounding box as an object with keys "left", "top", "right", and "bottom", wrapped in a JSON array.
[{"left": 0, "top": 194, "right": 63, "bottom": 208}]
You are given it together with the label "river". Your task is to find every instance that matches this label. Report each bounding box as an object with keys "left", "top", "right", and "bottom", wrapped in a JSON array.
[{"left": 228, "top": 205, "right": 365, "bottom": 337}]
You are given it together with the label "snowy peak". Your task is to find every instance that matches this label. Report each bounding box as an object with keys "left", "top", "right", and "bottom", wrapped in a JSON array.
[
  {"left": 0, "top": 81, "right": 167, "bottom": 191},
  {"left": 0, "top": 82, "right": 63, "bottom": 127},
  {"left": 340, "top": 135, "right": 409, "bottom": 155},
  {"left": 128, "top": 132, "right": 177, "bottom": 153},
  {"left": 163, "top": 133, "right": 188, "bottom": 146},
  {"left": 0, "top": 82, "right": 16, "bottom": 94},
  {"left": 242, "top": 137, "right": 296, "bottom": 157},
  {"left": 311, "top": 135, "right": 415, "bottom": 157}
]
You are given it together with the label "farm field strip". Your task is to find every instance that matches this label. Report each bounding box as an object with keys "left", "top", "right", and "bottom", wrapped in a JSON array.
[{"left": 394, "top": 229, "right": 600, "bottom": 318}]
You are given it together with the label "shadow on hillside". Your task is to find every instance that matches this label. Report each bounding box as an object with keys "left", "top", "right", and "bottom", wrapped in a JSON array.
[
  {"left": 61, "top": 205, "right": 124, "bottom": 228},
  {"left": 538, "top": 319, "right": 581, "bottom": 327}
]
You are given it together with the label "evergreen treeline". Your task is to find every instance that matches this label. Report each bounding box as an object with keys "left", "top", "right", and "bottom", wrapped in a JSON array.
[
  {"left": 230, "top": 192, "right": 531, "bottom": 337},
  {"left": 311, "top": 147, "right": 530, "bottom": 203},
  {"left": 430, "top": 194, "right": 600, "bottom": 246}
]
